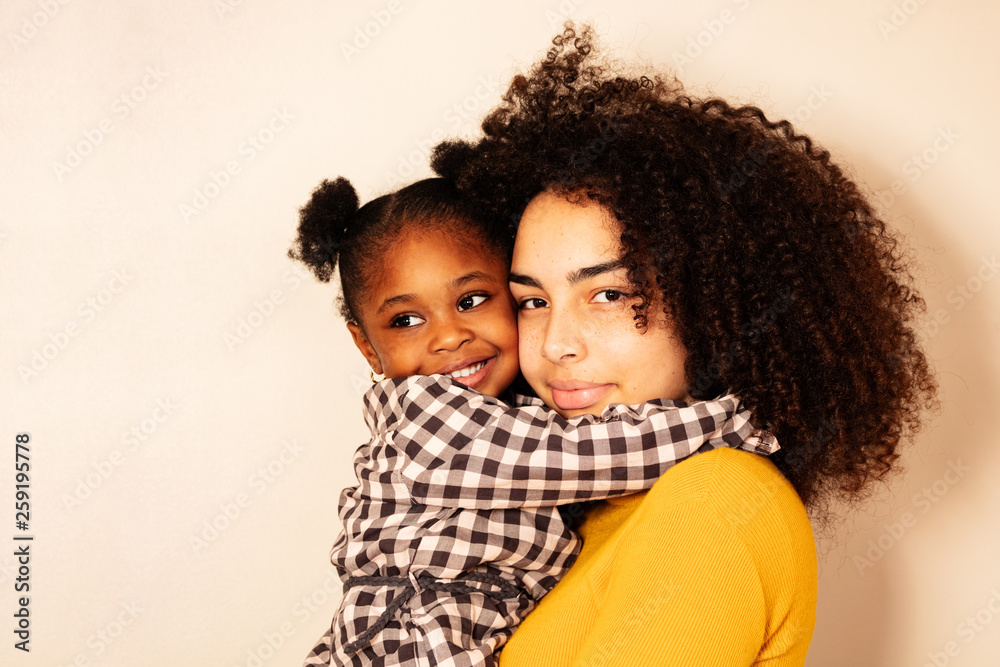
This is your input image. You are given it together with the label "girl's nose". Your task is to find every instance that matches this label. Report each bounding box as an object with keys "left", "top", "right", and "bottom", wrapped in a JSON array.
[
  {"left": 430, "top": 313, "right": 474, "bottom": 353},
  {"left": 540, "top": 307, "right": 585, "bottom": 363}
]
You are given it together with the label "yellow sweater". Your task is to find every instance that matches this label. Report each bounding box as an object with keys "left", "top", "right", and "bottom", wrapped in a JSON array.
[{"left": 499, "top": 447, "right": 817, "bottom": 666}]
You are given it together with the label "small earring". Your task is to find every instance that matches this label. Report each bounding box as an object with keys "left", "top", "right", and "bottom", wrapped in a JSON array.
[{"left": 370, "top": 368, "right": 385, "bottom": 384}]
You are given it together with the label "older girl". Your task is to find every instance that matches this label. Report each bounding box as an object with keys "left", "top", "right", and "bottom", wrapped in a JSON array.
[{"left": 433, "top": 25, "right": 936, "bottom": 665}]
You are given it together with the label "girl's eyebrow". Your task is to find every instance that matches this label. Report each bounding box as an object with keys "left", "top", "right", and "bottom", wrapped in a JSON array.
[
  {"left": 509, "top": 259, "right": 625, "bottom": 289},
  {"left": 569, "top": 259, "right": 625, "bottom": 284},
  {"left": 508, "top": 272, "right": 541, "bottom": 288},
  {"left": 451, "top": 271, "right": 495, "bottom": 288},
  {"left": 376, "top": 293, "right": 415, "bottom": 315}
]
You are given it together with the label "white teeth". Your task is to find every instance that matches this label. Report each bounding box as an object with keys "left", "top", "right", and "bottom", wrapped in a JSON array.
[{"left": 448, "top": 360, "right": 487, "bottom": 378}]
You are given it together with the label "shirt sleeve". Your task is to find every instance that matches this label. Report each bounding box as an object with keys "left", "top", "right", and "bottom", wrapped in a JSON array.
[{"left": 386, "top": 375, "right": 752, "bottom": 509}]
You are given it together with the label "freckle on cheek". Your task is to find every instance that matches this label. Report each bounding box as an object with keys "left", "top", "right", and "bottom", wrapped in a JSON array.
[
  {"left": 519, "top": 331, "right": 540, "bottom": 359},
  {"left": 520, "top": 332, "right": 540, "bottom": 349}
]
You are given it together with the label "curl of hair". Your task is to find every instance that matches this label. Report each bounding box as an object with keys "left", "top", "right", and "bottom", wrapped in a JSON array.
[
  {"left": 433, "top": 24, "right": 937, "bottom": 511},
  {"left": 290, "top": 177, "right": 360, "bottom": 285},
  {"left": 289, "top": 177, "right": 511, "bottom": 325}
]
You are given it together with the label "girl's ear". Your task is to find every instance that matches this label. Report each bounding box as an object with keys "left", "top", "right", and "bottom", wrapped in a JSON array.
[{"left": 347, "top": 322, "right": 383, "bottom": 375}]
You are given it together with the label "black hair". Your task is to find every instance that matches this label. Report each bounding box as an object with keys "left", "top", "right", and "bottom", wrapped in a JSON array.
[{"left": 288, "top": 176, "right": 510, "bottom": 326}]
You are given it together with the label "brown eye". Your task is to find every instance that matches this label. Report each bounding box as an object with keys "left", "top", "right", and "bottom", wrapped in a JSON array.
[
  {"left": 593, "top": 289, "right": 626, "bottom": 303},
  {"left": 518, "top": 298, "right": 548, "bottom": 311},
  {"left": 390, "top": 314, "right": 425, "bottom": 328},
  {"left": 458, "top": 294, "right": 488, "bottom": 311}
]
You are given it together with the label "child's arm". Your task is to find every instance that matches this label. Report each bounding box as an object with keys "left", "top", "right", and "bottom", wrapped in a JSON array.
[{"left": 374, "top": 375, "right": 777, "bottom": 509}]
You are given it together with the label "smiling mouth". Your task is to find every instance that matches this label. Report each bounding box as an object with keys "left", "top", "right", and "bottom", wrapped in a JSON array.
[
  {"left": 441, "top": 356, "right": 497, "bottom": 390},
  {"left": 448, "top": 360, "right": 487, "bottom": 379}
]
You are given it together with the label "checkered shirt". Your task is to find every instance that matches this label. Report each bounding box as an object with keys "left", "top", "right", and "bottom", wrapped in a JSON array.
[{"left": 304, "top": 375, "right": 778, "bottom": 667}]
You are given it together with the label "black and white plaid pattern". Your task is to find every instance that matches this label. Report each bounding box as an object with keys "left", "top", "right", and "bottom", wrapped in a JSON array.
[{"left": 304, "top": 375, "right": 778, "bottom": 667}]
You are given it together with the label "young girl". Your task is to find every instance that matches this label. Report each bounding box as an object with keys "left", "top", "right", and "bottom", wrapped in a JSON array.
[{"left": 289, "top": 176, "right": 779, "bottom": 666}]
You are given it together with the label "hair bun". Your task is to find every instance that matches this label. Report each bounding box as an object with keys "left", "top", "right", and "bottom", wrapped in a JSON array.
[
  {"left": 288, "top": 177, "right": 360, "bottom": 283},
  {"left": 431, "top": 140, "right": 478, "bottom": 184}
]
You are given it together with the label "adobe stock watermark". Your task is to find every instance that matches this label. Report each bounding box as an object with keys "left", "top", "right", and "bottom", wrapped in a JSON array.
[
  {"left": 57, "top": 601, "right": 144, "bottom": 667},
  {"left": 236, "top": 622, "right": 298, "bottom": 667},
  {"left": 918, "top": 254, "right": 999, "bottom": 342},
  {"left": 555, "top": 119, "right": 622, "bottom": 189},
  {"left": 224, "top": 265, "right": 308, "bottom": 351},
  {"left": 921, "top": 588, "right": 1000, "bottom": 667},
  {"left": 290, "top": 570, "right": 342, "bottom": 627},
  {"left": 719, "top": 416, "right": 842, "bottom": 530},
  {"left": 852, "top": 459, "right": 969, "bottom": 576},
  {"left": 178, "top": 107, "right": 294, "bottom": 222},
  {"left": 688, "top": 286, "right": 796, "bottom": 396},
  {"left": 190, "top": 439, "right": 304, "bottom": 555},
  {"left": 544, "top": 0, "right": 590, "bottom": 30},
  {"left": 340, "top": 0, "right": 403, "bottom": 62},
  {"left": 350, "top": 372, "right": 375, "bottom": 397},
  {"left": 787, "top": 85, "right": 833, "bottom": 125},
  {"left": 717, "top": 85, "right": 832, "bottom": 198},
  {"left": 585, "top": 577, "right": 680, "bottom": 667},
  {"left": 382, "top": 73, "right": 501, "bottom": 187},
  {"left": 18, "top": 268, "right": 133, "bottom": 384},
  {"left": 7, "top": 0, "right": 72, "bottom": 53},
  {"left": 234, "top": 569, "right": 343, "bottom": 667},
  {"left": 212, "top": 0, "right": 248, "bottom": 20},
  {"left": 718, "top": 146, "right": 772, "bottom": 198},
  {"left": 52, "top": 66, "right": 168, "bottom": 182},
  {"left": 874, "top": 126, "right": 959, "bottom": 209},
  {"left": 82, "top": 197, "right": 120, "bottom": 249},
  {"left": 672, "top": 0, "right": 753, "bottom": 75},
  {"left": 61, "top": 397, "right": 181, "bottom": 510},
  {"left": 877, "top": 0, "right": 931, "bottom": 40}
]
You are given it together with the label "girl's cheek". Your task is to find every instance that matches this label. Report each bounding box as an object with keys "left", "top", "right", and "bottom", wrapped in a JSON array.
[
  {"left": 498, "top": 302, "right": 519, "bottom": 338},
  {"left": 517, "top": 322, "right": 544, "bottom": 366}
]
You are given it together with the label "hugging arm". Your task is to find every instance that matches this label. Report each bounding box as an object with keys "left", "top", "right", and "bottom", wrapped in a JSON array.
[{"left": 384, "top": 375, "right": 769, "bottom": 509}]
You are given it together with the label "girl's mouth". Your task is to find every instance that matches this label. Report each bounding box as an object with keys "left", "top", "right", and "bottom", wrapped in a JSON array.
[
  {"left": 549, "top": 382, "right": 615, "bottom": 411},
  {"left": 445, "top": 356, "right": 496, "bottom": 389}
]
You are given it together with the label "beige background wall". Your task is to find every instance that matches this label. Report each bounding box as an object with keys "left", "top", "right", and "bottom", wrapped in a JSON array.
[{"left": 2, "top": 1, "right": 997, "bottom": 665}]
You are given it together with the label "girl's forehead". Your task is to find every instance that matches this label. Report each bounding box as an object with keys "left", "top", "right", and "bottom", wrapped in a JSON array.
[
  {"left": 391, "top": 224, "right": 503, "bottom": 267},
  {"left": 367, "top": 226, "right": 508, "bottom": 300},
  {"left": 512, "top": 192, "right": 622, "bottom": 276}
]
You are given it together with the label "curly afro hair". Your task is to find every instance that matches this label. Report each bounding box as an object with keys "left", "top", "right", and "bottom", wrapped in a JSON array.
[{"left": 432, "top": 24, "right": 937, "bottom": 511}]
